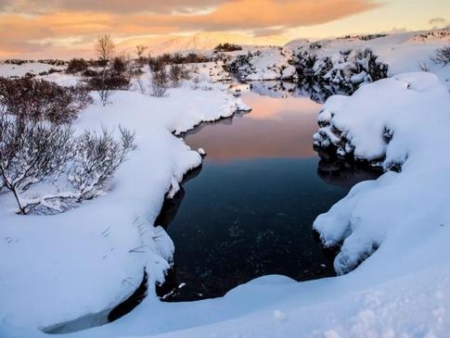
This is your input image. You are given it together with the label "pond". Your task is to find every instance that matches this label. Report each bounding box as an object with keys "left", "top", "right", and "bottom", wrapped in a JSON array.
[{"left": 157, "top": 85, "right": 380, "bottom": 301}]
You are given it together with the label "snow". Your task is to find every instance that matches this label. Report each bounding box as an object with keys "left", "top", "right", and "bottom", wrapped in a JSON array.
[
  {"left": 226, "top": 29, "right": 450, "bottom": 94},
  {"left": 0, "top": 61, "right": 65, "bottom": 77},
  {"left": 313, "top": 72, "right": 450, "bottom": 275},
  {"left": 0, "top": 66, "right": 249, "bottom": 336},
  {"left": 2, "top": 28, "right": 450, "bottom": 338}
]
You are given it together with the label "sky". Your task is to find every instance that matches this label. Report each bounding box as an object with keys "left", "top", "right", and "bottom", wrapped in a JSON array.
[{"left": 0, "top": 0, "right": 449, "bottom": 58}]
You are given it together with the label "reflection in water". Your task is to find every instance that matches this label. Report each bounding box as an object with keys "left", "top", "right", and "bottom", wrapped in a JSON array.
[
  {"left": 316, "top": 150, "right": 382, "bottom": 189},
  {"left": 185, "top": 92, "right": 321, "bottom": 162},
  {"left": 157, "top": 88, "right": 378, "bottom": 301}
]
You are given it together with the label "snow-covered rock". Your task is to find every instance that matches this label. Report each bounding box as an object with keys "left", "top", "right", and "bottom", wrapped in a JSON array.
[{"left": 313, "top": 72, "right": 450, "bottom": 274}]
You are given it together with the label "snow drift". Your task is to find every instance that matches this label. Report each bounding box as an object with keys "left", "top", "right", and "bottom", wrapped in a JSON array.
[{"left": 313, "top": 72, "right": 450, "bottom": 274}]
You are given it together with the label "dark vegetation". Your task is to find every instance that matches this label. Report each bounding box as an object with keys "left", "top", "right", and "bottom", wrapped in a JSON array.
[
  {"left": 148, "top": 52, "right": 217, "bottom": 68},
  {"left": 337, "top": 34, "right": 388, "bottom": 41},
  {"left": 0, "top": 77, "right": 92, "bottom": 124},
  {"left": 430, "top": 45, "right": 450, "bottom": 66},
  {"left": 214, "top": 43, "right": 243, "bottom": 52}
]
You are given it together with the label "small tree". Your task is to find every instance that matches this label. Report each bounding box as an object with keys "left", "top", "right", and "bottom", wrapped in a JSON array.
[
  {"left": 96, "top": 35, "right": 115, "bottom": 66},
  {"left": 95, "top": 35, "right": 116, "bottom": 105},
  {"left": 136, "top": 45, "right": 148, "bottom": 65},
  {"left": 0, "top": 114, "right": 74, "bottom": 214}
]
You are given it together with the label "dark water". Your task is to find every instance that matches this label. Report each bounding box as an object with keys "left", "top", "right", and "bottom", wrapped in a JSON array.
[{"left": 157, "top": 90, "right": 379, "bottom": 301}]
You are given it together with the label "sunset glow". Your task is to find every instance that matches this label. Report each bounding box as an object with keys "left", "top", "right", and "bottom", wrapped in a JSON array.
[{"left": 0, "top": 0, "right": 449, "bottom": 58}]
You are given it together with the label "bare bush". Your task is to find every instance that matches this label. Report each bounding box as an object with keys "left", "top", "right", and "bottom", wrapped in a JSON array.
[
  {"left": 150, "top": 68, "right": 169, "bottom": 97},
  {"left": 0, "top": 77, "right": 92, "bottom": 124},
  {"left": 214, "top": 43, "right": 242, "bottom": 52},
  {"left": 112, "top": 56, "right": 127, "bottom": 74},
  {"left": 169, "top": 64, "right": 189, "bottom": 87},
  {"left": 149, "top": 52, "right": 216, "bottom": 69},
  {"left": 68, "top": 127, "right": 135, "bottom": 201},
  {"left": 430, "top": 45, "right": 450, "bottom": 66},
  {"left": 66, "top": 58, "right": 89, "bottom": 74},
  {"left": 85, "top": 70, "right": 131, "bottom": 102},
  {"left": 86, "top": 40, "right": 132, "bottom": 105},
  {"left": 0, "top": 114, "right": 74, "bottom": 214},
  {"left": 148, "top": 55, "right": 165, "bottom": 73}
]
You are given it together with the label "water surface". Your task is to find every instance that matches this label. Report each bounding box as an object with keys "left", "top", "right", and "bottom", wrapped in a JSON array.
[{"left": 157, "top": 90, "right": 379, "bottom": 301}]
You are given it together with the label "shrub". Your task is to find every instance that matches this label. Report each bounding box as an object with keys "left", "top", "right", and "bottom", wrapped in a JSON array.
[
  {"left": 0, "top": 114, "right": 74, "bottom": 214},
  {"left": 112, "top": 57, "right": 127, "bottom": 74},
  {"left": 149, "top": 52, "right": 216, "bottom": 69},
  {"left": 214, "top": 43, "right": 243, "bottom": 52},
  {"left": 68, "top": 127, "right": 135, "bottom": 201},
  {"left": 430, "top": 45, "right": 450, "bottom": 66},
  {"left": 85, "top": 71, "right": 131, "bottom": 104},
  {"left": 84, "top": 55, "right": 131, "bottom": 105},
  {"left": 148, "top": 56, "right": 166, "bottom": 73},
  {"left": 150, "top": 68, "right": 169, "bottom": 97},
  {"left": 0, "top": 113, "right": 136, "bottom": 215},
  {"left": 66, "top": 58, "right": 89, "bottom": 74},
  {"left": 168, "top": 64, "right": 189, "bottom": 87},
  {"left": 0, "top": 77, "right": 92, "bottom": 124}
]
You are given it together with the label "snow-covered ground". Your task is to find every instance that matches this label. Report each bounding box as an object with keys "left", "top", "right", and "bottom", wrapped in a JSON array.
[
  {"left": 225, "top": 28, "right": 450, "bottom": 91},
  {"left": 2, "top": 28, "right": 450, "bottom": 337},
  {"left": 0, "top": 66, "right": 249, "bottom": 337}
]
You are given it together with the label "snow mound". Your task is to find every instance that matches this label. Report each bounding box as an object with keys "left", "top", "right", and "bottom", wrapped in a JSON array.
[{"left": 313, "top": 72, "right": 450, "bottom": 274}]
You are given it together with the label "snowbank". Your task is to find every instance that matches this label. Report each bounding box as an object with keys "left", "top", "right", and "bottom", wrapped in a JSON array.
[{"left": 313, "top": 72, "right": 450, "bottom": 274}]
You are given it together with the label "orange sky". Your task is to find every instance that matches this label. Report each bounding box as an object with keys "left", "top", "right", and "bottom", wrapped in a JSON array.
[{"left": 0, "top": 0, "right": 449, "bottom": 59}]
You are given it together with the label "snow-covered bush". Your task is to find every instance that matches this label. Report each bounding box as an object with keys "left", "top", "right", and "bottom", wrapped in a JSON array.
[
  {"left": 430, "top": 45, "right": 450, "bottom": 66},
  {"left": 0, "top": 111, "right": 136, "bottom": 215},
  {"left": 68, "top": 127, "right": 136, "bottom": 202},
  {"left": 0, "top": 113, "right": 74, "bottom": 214},
  {"left": 0, "top": 77, "right": 92, "bottom": 124},
  {"left": 293, "top": 48, "right": 388, "bottom": 99}
]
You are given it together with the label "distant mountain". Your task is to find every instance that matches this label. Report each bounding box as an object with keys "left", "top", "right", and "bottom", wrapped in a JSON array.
[{"left": 118, "top": 32, "right": 289, "bottom": 55}]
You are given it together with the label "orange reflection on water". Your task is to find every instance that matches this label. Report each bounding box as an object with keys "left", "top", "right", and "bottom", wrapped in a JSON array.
[{"left": 185, "top": 92, "right": 322, "bottom": 162}]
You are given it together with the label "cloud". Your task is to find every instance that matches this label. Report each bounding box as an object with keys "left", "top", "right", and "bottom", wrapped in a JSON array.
[
  {"left": 429, "top": 17, "right": 447, "bottom": 26},
  {"left": 0, "top": 0, "right": 234, "bottom": 14},
  {"left": 0, "top": 0, "right": 380, "bottom": 57},
  {"left": 253, "top": 27, "right": 289, "bottom": 37}
]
